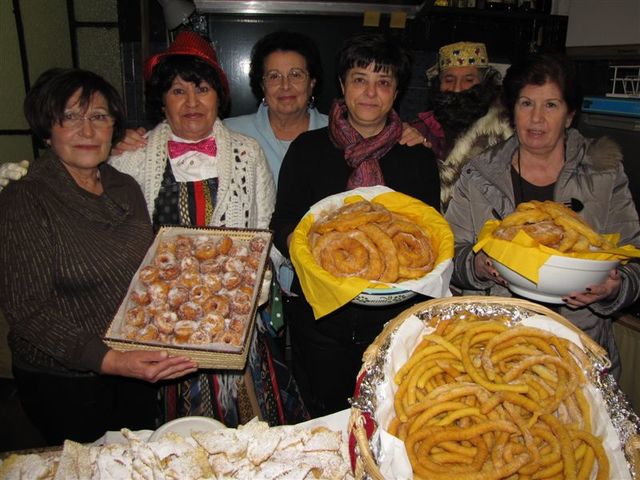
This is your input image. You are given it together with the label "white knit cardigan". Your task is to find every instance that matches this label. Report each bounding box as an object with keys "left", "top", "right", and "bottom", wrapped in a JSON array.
[{"left": 109, "top": 119, "right": 276, "bottom": 229}]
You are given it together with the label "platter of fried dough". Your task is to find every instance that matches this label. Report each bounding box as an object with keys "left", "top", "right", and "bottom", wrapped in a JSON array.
[
  {"left": 492, "top": 200, "right": 614, "bottom": 253},
  {"left": 349, "top": 297, "right": 637, "bottom": 480},
  {"left": 309, "top": 199, "right": 436, "bottom": 283}
]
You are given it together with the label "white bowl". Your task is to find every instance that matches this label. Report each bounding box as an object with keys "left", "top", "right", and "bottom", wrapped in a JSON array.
[
  {"left": 148, "top": 416, "right": 225, "bottom": 441},
  {"left": 352, "top": 286, "right": 416, "bottom": 306},
  {"left": 493, "top": 255, "right": 619, "bottom": 304}
]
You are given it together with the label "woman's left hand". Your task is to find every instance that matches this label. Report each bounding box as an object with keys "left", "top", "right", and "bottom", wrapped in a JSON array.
[
  {"left": 101, "top": 349, "right": 198, "bottom": 382},
  {"left": 110, "top": 127, "right": 147, "bottom": 156},
  {"left": 562, "top": 268, "right": 621, "bottom": 308},
  {"left": 399, "top": 123, "right": 431, "bottom": 148}
]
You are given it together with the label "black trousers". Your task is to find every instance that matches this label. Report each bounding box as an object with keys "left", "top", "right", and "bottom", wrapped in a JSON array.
[
  {"left": 284, "top": 294, "right": 426, "bottom": 418},
  {"left": 13, "top": 366, "right": 159, "bottom": 446}
]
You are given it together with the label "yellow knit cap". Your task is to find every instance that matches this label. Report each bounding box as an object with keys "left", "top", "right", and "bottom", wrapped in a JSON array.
[{"left": 439, "top": 42, "right": 489, "bottom": 71}]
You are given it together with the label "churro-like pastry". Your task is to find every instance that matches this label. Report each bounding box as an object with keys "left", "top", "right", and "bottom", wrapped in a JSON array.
[{"left": 390, "top": 311, "right": 608, "bottom": 480}]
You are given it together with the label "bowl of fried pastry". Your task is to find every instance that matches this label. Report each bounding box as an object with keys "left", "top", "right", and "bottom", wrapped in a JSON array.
[{"left": 488, "top": 201, "right": 619, "bottom": 304}]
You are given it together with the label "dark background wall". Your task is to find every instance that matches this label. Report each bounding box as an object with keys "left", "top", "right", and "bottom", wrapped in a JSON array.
[{"left": 119, "top": 3, "right": 568, "bottom": 127}]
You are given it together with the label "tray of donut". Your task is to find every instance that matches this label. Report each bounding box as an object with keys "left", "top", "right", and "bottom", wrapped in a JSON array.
[{"left": 104, "top": 226, "right": 272, "bottom": 370}]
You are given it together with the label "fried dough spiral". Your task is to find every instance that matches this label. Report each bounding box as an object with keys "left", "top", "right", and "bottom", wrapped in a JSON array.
[
  {"left": 309, "top": 200, "right": 436, "bottom": 283},
  {"left": 493, "top": 200, "right": 614, "bottom": 253},
  {"left": 312, "top": 200, "right": 392, "bottom": 234}
]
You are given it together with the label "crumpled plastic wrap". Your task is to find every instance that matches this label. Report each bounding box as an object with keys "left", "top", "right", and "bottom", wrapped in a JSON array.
[{"left": 351, "top": 301, "right": 640, "bottom": 479}]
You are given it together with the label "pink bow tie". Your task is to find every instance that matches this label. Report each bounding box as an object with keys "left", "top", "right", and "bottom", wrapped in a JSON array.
[{"left": 168, "top": 137, "right": 217, "bottom": 159}]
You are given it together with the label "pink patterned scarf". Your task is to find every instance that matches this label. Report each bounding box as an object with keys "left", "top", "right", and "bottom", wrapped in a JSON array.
[{"left": 328, "top": 98, "right": 402, "bottom": 189}]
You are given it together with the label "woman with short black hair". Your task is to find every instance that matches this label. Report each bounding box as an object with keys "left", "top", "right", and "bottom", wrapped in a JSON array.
[{"left": 270, "top": 33, "right": 441, "bottom": 417}]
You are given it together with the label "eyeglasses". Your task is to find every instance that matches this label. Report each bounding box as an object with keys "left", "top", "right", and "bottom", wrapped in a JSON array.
[
  {"left": 61, "top": 111, "right": 115, "bottom": 129},
  {"left": 262, "top": 68, "right": 309, "bottom": 86}
]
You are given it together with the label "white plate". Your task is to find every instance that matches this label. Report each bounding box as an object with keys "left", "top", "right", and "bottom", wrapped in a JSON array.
[
  {"left": 148, "top": 416, "right": 225, "bottom": 441},
  {"left": 352, "top": 286, "right": 416, "bottom": 306}
]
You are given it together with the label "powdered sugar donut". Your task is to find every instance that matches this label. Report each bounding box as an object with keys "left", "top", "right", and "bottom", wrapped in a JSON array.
[
  {"left": 156, "top": 240, "right": 176, "bottom": 255},
  {"left": 249, "top": 236, "right": 267, "bottom": 253},
  {"left": 130, "top": 285, "right": 151, "bottom": 306},
  {"left": 222, "top": 271, "right": 242, "bottom": 290},
  {"left": 230, "top": 291, "right": 252, "bottom": 315},
  {"left": 224, "top": 256, "right": 246, "bottom": 274},
  {"left": 194, "top": 240, "right": 218, "bottom": 261},
  {"left": 125, "top": 306, "right": 147, "bottom": 327},
  {"left": 148, "top": 281, "right": 170, "bottom": 304},
  {"left": 228, "top": 245, "right": 249, "bottom": 257},
  {"left": 201, "top": 294, "right": 230, "bottom": 317},
  {"left": 218, "top": 235, "right": 233, "bottom": 255},
  {"left": 201, "top": 272, "right": 222, "bottom": 292},
  {"left": 139, "top": 265, "right": 159, "bottom": 284},
  {"left": 178, "top": 301, "right": 203, "bottom": 321},
  {"left": 176, "top": 271, "right": 201, "bottom": 289},
  {"left": 200, "top": 256, "right": 226, "bottom": 274},
  {"left": 173, "top": 320, "right": 197, "bottom": 344},
  {"left": 167, "top": 285, "right": 189, "bottom": 309},
  {"left": 180, "top": 256, "right": 200, "bottom": 273},
  {"left": 188, "top": 328, "right": 212, "bottom": 345},
  {"left": 136, "top": 324, "right": 159, "bottom": 342},
  {"left": 190, "top": 285, "right": 212, "bottom": 305},
  {"left": 201, "top": 312, "right": 225, "bottom": 334},
  {"left": 154, "top": 311, "right": 177, "bottom": 334}
]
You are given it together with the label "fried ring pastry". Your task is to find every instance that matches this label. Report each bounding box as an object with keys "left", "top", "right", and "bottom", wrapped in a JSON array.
[
  {"left": 357, "top": 223, "right": 399, "bottom": 283},
  {"left": 314, "top": 209, "right": 392, "bottom": 234},
  {"left": 314, "top": 230, "right": 384, "bottom": 280},
  {"left": 494, "top": 221, "right": 565, "bottom": 246},
  {"left": 493, "top": 200, "right": 616, "bottom": 252},
  {"left": 500, "top": 209, "right": 551, "bottom": 228},
  {"left": 383, "top": 221, "right": 434, "bottom": 282},
  {"left": 313, "top": 231, "right": 368, "bottom": 275}
]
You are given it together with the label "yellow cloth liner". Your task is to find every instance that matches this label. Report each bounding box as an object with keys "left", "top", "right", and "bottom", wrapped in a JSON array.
[
  {"left": 474, "top": 219, "right": 640, "bottom": 283},
  {"left": 290, "top": 190, "right": 454, "bottom": 319}
]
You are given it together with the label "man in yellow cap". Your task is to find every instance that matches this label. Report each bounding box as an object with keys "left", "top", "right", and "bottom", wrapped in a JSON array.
[{"left": 412, "top": 41, "right": 512, "bottom": 211}]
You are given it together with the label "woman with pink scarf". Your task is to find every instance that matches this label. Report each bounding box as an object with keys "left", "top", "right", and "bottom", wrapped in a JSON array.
[{"left": 270, "top": 33, "right": 440, "bottom": 418}]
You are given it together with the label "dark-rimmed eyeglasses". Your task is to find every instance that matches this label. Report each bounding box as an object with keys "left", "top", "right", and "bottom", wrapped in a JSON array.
[
  {"left": 262, "top": 68, "right": 309, "bottom": 86},
  {"left": 61, "top": 111, "right": 115, "bottom": 129}
]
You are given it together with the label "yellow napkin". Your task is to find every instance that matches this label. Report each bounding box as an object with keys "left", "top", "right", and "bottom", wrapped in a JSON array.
[
  {"left": 474, "top": 219, "right": 640, "bottom": 283},
  {"left": 290, "top": 187, "right": 454, "bottom": 319}
]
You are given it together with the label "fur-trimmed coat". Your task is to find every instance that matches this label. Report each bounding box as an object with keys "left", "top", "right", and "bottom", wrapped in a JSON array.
[
  {"left": 413, "top": 104, "right": 512, "bottom": 211},
  {"left": 445, "top": 129, "right": 640, "bottom": 376}
]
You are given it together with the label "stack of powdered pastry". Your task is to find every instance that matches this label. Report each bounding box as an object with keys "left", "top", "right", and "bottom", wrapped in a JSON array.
[
  {"left": 493, "top": 200, "right": 614, "bottom": 253},
  {"left": 309, "top": 200, "right": 436, "bottom": 283},
  {"left": 0, "top": 418, "right": 353, "bottom": 479}
]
